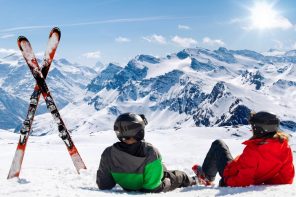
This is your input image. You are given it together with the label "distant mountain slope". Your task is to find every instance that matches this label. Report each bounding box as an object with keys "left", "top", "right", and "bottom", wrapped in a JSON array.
[
  {"left": 0, "top": 54, "right": 99, "bottom": 130},
  {"left": 31, "top": 47, "right": 296, "bottom": 135},
  {"left": 0, "top": 87, "right": 27, "bottom": 129}
]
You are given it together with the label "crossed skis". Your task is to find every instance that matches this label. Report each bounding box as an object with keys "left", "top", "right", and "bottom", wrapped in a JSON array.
[{"left": 7, "top": 27, "right": 86, "bottom": 179}]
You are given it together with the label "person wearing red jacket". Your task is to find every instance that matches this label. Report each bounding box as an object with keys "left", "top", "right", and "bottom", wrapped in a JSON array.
[{"left": 192, "top": 111, "right": 295, "bottom": 187}]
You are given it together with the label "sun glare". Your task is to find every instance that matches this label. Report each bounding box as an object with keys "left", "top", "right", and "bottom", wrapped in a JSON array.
[{"left": 250, "top": 2, "right": 278, "bottom": 29}]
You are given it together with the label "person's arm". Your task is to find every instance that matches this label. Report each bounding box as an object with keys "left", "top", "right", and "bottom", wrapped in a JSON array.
[
  {"left": 140, "top": 160, "right": 173, "bottom": 193},
  {"left": 96, "top": 149, "right": 116, "bottom": 190},
  {"left": 281, "top": 148, "right": 295, "bottom": 183},
  {"left": 274, "top": 146, "right": 295, "bottom": 184},
  {"left": 224, "top": 146, "right": 259, "bottom": 187},
  {"left": 140, "top": 147, "right": 172, "bottom": 193},
  {"left": 142, "top": 156, "right": 164, "bottom": 190},
  {"left": 140, "top": 175, "right": 172, "bottom": 193}
]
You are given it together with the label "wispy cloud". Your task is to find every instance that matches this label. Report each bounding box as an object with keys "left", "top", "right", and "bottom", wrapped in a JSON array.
[
  {"left": 229, "top": 18, "right": 246, "bottom": 25},
  {"left": 292, "top": 42, "right": 296, "bottom": 50},
  {"left": 178, "top": 25, "right": 191, "bottom": 30},
  {"left": 202, "top": 37, "right": 225, "bottom": 46},
  {"left": 0, "top": 34, "right": 15, "bottom": 39},
  {"left": 171, "top": 36, "right": 197, "bottom": 47},
  {"left": 0, "top": 48, "right": 19, "bottom": 58},
  {"left": 272, "top": 40, "right": 296, "bottom": 51},
  {"left": 0, "top": 16, "right": 190, "bottom": 33},
  {"left": 115, "top": 36, "right": 131, "bottom": 43},
  {"left": 0, "top": 25, "right": 52, "bottom": 33},
  {"left": 0, "top": 48, "right": 18, "bottom": 54},
  {"left": 273, "top": 40, "right": 284, "bottom": 49},
  {"left": 82, "top": 51, "right": 101, "bottom": 59},
  {"left": 143, "top": 34, "right": 167, "bottom": 44}
]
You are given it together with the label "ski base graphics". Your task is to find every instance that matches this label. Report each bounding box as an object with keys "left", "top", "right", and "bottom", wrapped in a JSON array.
[{"left": 7, "top": 27, "right": 86, "bottom": 179}]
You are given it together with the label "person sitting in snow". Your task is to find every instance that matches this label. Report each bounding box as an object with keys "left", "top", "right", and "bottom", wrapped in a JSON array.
[
  {"left": 192, "top": 111, "right": 295, "bottom": 187},
  {"left": 96, "top": 112, "right": 196, "bottom": 192}
]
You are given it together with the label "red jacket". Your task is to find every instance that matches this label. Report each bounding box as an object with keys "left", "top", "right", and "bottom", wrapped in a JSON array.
[{"left": 224, "top": 138, "right": 294, "bottom": 187}]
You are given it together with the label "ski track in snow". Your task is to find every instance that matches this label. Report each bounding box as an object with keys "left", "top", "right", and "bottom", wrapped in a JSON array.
[{"left": 1, "top": 127, "right": 295, "bottom": 197}]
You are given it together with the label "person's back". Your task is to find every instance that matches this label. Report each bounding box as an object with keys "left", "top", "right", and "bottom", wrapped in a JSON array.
[
  {"left": 224, "top": 134, "right": 294, "bottom": 186},
  {"left": 250, "top": 137, "right": 293, "bottom": 184},
  {"left": 96, "top": 113, "right": 196, "bottom": 192},
  {"left": 224, "top": 112, "right": 294, "bottom": 186},
  {"left": 97, "top": 140, "right": 164, "bottom": 191}
]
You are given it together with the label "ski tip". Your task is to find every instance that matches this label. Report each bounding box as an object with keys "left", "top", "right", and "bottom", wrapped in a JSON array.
[
  {"left": 52, "top": 27, "right": 61, "bottom": 32},
  {"left": 17, "top": 36, "right": 29, "bottom": 51},
  {"left": 50, "top": 27, "right": 61, "bottom": 40},
  {"left": 17, "top": 36, "right": 28, "bottom": 42}
]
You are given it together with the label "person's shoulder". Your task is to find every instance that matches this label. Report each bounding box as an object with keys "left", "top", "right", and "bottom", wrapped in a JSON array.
[
  {"left": 243, "top": 138, "right": 289, "bottom": 151},
  {"left": 243, "top": 138, "right": 278, "bottom": 145},
  {"left": 142, "top": 141, "right": 162, "bottom": 158},
  {"left": 101, "top": 144, "right": 115, "bottom": 156},
  {"left": 142, "top": 141, "right": 158, "bottom": 151},
  {"left": 266, "top": 138, "right": 290, "bottom": 149}
]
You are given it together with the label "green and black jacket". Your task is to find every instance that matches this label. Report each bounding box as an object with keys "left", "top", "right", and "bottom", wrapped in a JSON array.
[{"left": 96, "top": 141, "right": 171, "bottom": 192}]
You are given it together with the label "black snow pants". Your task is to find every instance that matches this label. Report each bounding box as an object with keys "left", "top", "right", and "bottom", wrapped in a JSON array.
[
  {"left": 164, "top": 170, "right": 195, "bottom": 191},
  {"left": 202, "top": 139, "right": 233, "bottom": 186},
  {"left": 143, "top": 170, "right": 195, "bottom": 193}
]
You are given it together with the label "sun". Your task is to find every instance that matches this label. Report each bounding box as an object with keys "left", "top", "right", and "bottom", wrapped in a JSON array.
[{"left": 249, "top": 1, "right": 278, "bottom": 30}]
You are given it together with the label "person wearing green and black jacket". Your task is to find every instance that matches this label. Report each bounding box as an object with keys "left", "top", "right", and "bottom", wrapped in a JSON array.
[{"left": 96, "top": 113, "right": 196, "bottom": 193}]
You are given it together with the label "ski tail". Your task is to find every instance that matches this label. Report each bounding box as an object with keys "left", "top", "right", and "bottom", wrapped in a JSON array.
[
  {"left": 7, "top": 149, "right": 24, "bottom": 179},
  {"left": 7, "top": 27, "right": 61, "bottom": 179},
  {"left": 69, "top": 145, "right": 87, "bottom": 173}
]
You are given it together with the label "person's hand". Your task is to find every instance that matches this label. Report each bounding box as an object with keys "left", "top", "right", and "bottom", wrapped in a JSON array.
[{"left": 162, "top": 178, "right": 172, "bottom": 192}]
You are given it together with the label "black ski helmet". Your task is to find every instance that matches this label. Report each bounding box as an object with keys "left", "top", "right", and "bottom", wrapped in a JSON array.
[
  {"left": 114, "top": 113, "right": 148, "bottom": 141},
  {"left": 249, "top": 111, "right": 280, "bottom": 136}
]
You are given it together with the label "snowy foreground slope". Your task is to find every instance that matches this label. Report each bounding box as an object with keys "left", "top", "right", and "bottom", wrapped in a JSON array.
[{"left": 1, "top": 127, "right": 295, "bottom": 197}]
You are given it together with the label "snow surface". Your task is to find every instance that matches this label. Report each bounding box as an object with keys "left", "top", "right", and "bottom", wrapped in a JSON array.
[{"left": 1, "top": 126, "right": 295, "bottom": 197}]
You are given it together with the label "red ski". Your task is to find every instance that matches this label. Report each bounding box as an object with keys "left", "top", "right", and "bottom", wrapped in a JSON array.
[{"left": 8, "top": 27, "right": 61, "bottom": 179}]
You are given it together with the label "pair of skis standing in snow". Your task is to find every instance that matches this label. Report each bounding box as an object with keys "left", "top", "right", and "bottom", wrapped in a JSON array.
[
  {"left": 7, "top": 27, "right": 86, "bottom": 179},
  {"left": 7, "top": 28, "right": 295, "bottom": 193}
]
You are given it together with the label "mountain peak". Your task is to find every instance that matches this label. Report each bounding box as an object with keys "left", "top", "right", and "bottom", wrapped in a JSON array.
[
  {"left": 217, "top": 47, "right": 228, "bottom": 52},
  {"left": 135, "top": 54, "right": 160, "bottom": 64},
  {"left": 58, "top": 58, "right": 73, "bottom": 65},
  {"left": 284, "top": 50, "right": 296, "bottom": 57}
]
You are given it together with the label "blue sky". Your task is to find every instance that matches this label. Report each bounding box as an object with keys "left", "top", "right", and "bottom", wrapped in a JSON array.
[{"left": 1, "top": 0, "right": 296, "bottom": 65}]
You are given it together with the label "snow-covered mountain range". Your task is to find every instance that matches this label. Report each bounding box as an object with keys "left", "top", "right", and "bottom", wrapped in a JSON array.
[
  {"left": 1, "top": 47, "right": 296, "bottom": 134},
  {"left": 33, "top": 47, "right": 296, "bottom": 134},
  {"left": 0, "top": 52, "right": 98, "bottom": 130}
]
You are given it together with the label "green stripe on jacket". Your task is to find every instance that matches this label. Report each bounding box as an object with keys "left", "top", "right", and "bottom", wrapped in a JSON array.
[{"left": 111, "top": 158, "right": 163, "bottom": 190}]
